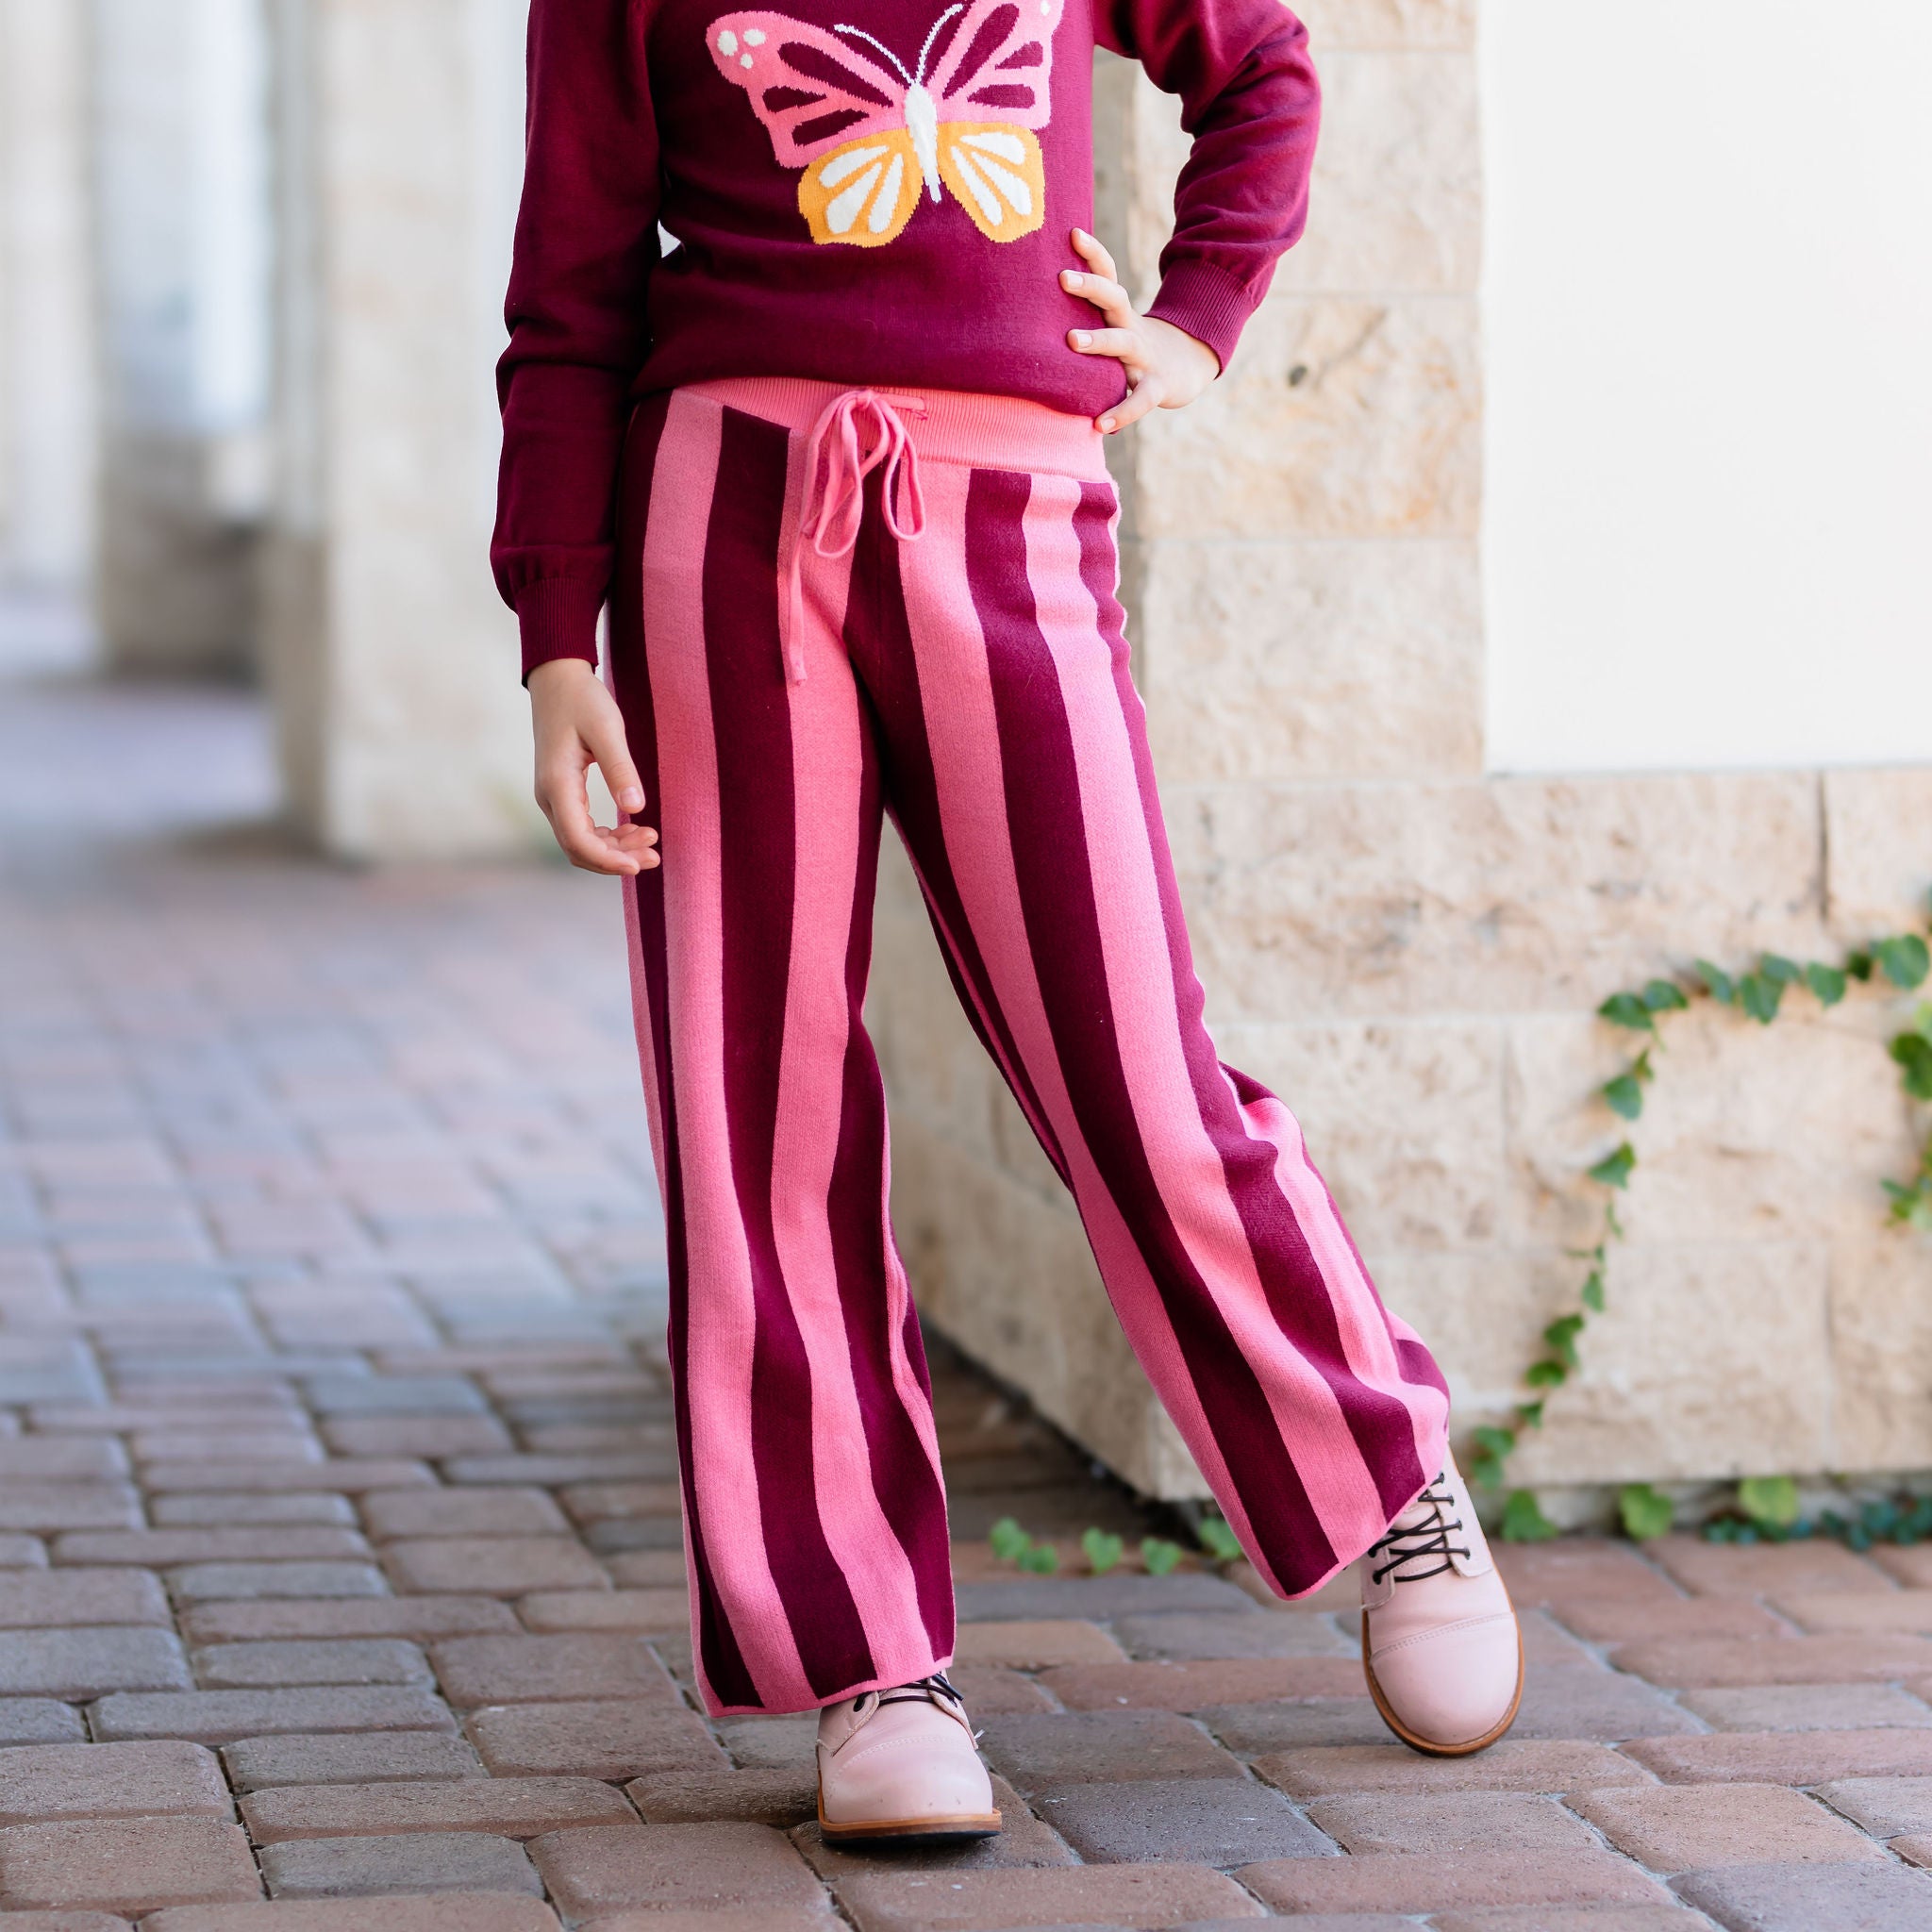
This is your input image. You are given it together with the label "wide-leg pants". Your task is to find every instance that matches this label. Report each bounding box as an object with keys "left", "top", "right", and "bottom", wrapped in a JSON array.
[{"left": 607, "top": 375, "right": 1451, "bottom": 1716}]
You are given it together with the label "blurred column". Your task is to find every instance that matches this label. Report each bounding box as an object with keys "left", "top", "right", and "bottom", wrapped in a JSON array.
[
  {"left": 91, "top": 0, "right": 275, "bottom": 677},
  {"left": 0, "top": 0, "right": 98, "bottom": 596},
  {"left": 262, "top": 0, "right": 541, "bottom": 860}
]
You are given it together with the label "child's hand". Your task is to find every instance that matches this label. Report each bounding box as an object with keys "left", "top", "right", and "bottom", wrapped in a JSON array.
[
  {"left": 1061, "top": 227, "right": 1221, "bottom": 435},
  {"left": 528, "top": 658, "right": 660, "bottom": 876}
]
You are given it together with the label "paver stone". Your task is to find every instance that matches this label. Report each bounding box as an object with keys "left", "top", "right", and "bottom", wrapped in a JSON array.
[
  {"left": 0, "top": 1816, "right": 260, "bottom": 1912},
  {"left": 528, "top": 1821, "right": 827, "bottom": 1917},
  {"left": 0, "top": 1740, "right": 230, "bottom": 1824},
  {"left": 1673, "top": 1859, "right": 1932, "bottom": 1931},
  {"left": 1570, "top": 1781, "right": 1889, "bottom": 1870},
  {"left": 258, "top": 1830, "right": 543, "bottom": 1897}
]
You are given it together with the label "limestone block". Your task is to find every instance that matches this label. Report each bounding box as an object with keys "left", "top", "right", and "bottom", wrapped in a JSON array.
[
  {"left": 1823, "top": 768, "right": 1932, "bottom": 937},
  {"left": 1137, "top": 537, "right": 1481, "bottom": 784},
  {"left": 1132, "top": 296, "right": 1480, "bottom": 541},
  {"left": 1359, "top": 1248, "right": 1538, "bottom": 1424},
  {"left": 1504, "top": 1001, "right": 1913, "bottom": 1250},
  {"left": 1212, "top": 1019, "right": 1507, "bottom": 1254},
  {"left": 1274, "top": 53, "right": 1481, "bottom": 295},
  {"left": 1826, "top": 1208, "right": 1932, "bottom": 1474},
  {"left": 1466, "top": 1241, "right": 1834, "bottom": 1487},
  {"left": 1165, "top": 770, "right": 1826, "bottom": 1022},
  {"left": 1293, "top": 0, "right": 1475, "bottom": 51}
]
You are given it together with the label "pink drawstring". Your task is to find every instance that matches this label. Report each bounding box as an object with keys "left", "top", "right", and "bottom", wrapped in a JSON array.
[{"left": 781, "top": 389, "right": 927, "bottom": 683}]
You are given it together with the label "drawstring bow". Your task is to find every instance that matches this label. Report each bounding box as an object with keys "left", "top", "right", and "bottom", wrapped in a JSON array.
[{"left": 781, "top": 389, "right": 927, "bottom": 683}]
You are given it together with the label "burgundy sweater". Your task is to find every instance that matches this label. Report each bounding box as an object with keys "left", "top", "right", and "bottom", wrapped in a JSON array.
[{"left": 493, "top": 0, "right": 1320, "bottom": 678}]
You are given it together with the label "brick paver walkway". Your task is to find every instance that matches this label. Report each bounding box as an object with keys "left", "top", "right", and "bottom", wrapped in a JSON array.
[{"left": 3, "top": 665, "right": 1931, "bottom": 1929}]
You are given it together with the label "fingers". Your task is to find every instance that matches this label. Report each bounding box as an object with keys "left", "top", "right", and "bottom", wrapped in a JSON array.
[
  {"left": 1070, "top": 225, "right": 1118, "bottom": 281},
  {"left": 583, "top": 712, "right": 646, "bottom": 819},
  {"left": 1068, "top": 325, "right": 1141, "bottom": 364},
  {"left": 536, "top": 759, "right": 635, "bottom": 875},
  {"left": 1098, "top": 375, "right": 1164, "bottom": 436},
  {"left": 1060, "top": 267, "right": 1133, "bottom": 327}
]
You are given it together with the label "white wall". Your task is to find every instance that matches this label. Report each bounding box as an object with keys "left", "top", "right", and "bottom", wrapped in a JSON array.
[
  {"left": 1481, "top": 0, "right": 1932, "bottom": 774},
  {"left": 0, "top": 0, "right": 97, "bottom": 591}
]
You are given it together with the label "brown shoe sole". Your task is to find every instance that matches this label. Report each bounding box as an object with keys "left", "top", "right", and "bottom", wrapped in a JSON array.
[
  {"left": 816, "top": 1791, "right": 1003, "bottom": 1842},
  {"left": 1361, "top": 1612, "right": 1525, "bottom": 1758}
]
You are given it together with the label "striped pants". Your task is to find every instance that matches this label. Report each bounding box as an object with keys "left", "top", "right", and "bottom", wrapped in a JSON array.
[{"left": 608, "top": 376, "right": 1451, "bottom": 1716}]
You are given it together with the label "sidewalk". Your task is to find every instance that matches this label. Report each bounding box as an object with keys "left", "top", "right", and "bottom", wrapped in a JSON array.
[{"left": 1, "top": 664, "right": 1929, "bottom": 1929}]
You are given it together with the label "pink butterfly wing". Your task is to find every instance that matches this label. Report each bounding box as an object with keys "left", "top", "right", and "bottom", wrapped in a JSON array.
[
  {"left": 707, "top": 13, "right": 908, "bottom": 166},
  {"left": 925, "top": 0, "right": 1064, "bottom": 128}
]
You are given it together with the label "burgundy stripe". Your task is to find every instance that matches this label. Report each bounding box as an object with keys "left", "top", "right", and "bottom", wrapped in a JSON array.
[
  {"left": 706, "top": 404, "right": 875, "bottom": 1700},
  {"left": 966, "top": 466, "right": 1340, "bottom": 1587},
  {"left": 819, "top": 685, "right": 956, "bottom": 1657},
  {"left": 849, "top": 473, "right": 1070, "bottom": 1186},
  {"left": 1073, "top": 484, "right": 1428, "bottom": 1523},
  {"left": 608, "top": 393, "right": 759, "bottom": 1711}
]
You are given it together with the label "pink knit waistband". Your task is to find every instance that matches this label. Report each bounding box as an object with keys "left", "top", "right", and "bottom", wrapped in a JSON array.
[{"left": 683, "top": 375, "right": 1110, "bottom": 483}]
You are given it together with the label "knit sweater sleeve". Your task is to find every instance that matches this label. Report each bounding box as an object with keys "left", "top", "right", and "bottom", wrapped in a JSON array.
[
  {"left": 1095, "top": 0, "right": 1320, "bottom": 374},
  {"left": 492, "top": 0, "right": 661, "bottom": 681}
]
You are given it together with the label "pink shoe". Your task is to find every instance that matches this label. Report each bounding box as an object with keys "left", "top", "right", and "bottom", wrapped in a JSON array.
[
  {"left": 1360, "top": 1452, "right": 1524, "bottom": 1757},
  {"left": 816, "top": 1674, "right": 1002, "bottom": 1842}
]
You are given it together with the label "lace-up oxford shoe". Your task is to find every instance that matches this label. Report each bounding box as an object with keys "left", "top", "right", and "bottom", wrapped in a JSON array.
[
  {"left": 1360, "top": 1450, "right": 1524, "bottom": 1756},
  {"left": 815, "top": 1672, "right": 1003, "bottom": 1841}
]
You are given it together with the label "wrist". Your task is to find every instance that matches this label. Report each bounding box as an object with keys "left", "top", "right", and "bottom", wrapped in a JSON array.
[{"left": 528, "top": 658, "right": 598, "bottom": 696}]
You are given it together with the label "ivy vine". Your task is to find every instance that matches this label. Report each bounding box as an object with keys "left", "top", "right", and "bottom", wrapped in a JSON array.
[{"left": 1465, "top": 900, "right": 1932, "bottom": 1544}]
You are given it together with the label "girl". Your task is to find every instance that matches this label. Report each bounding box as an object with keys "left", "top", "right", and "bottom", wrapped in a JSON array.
[{"left": 492, "top": 0, "right": 1521, "bottom": 1840}]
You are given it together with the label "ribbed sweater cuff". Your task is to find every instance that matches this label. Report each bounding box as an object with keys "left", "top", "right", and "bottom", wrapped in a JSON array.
[
  {"left": 516, "top": 578, "right": 605, "bottom": 683},
  {"left": 1145, "top": 259, "right": 1258, "bottom": 376}
]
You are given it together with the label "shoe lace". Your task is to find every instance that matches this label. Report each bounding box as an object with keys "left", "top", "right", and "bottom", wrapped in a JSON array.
[
  {"left": 874, "top": 1672, "right": 964, "bottom": 1712},
  {"left": 1367, "top": 1471, "right": 1469, "bottom": 1586}
]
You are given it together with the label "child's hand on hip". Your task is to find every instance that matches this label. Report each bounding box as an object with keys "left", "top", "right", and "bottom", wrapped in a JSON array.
[
  {"left": 1061, "top": 227, "right": 1220, "bottom": 435},
  {"left": 528, "top": 658, "right": 660, "bottom": 876}
]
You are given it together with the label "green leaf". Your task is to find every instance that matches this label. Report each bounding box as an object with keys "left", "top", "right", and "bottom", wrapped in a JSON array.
[
  {"left": 1890, "top": 1032, "right": 1932, "bottom": 1103},
  {"left": 1195, "top": 1518, "right": 1242, "bottom": 1563},
  {"left": 1141, "top": 1537, "right": 1185, "bottom": 1576},
  {"left": 1804, "top": 962, "right": 1848, "bottom": 1007},
  {"left": 1846, "top": 950, "right": 1874, "bottom": 982},
  {"left": 1588, "top": 1142, "right": 1637, "bottom": 1189},
  {"left": 1524, "top": 1358, "right": 1569, "bottom": 1389},
  {"left": 1500, "top": 1490, "right": 1560, "bottom": 1542},
  {"left": 1875, "top": 934, "right": 1932, "bottom": 990},
  {"left": 1759, "top": 953, "right": 1802, "bottom": 986},
  {"left": 1081, "top": 1526, "right": 1124, "bottom": 1575},
  {"left": 1513, "top": 1400, "right": 1546, "bottom": 1430},
  {"left": 1580, "top": 1269, "right": 1607, "bottom": 1312},
  {"left": 1597, "top": 992, "right": 1656, "bottom": 1033},
  {"left": 1602, "top": 1074, "right": 1644, "bottom": 1121},
  {"left": 989, "top": 1517, "right": 1031, "bottom": 1561},
  {"left": 1737, "top": 973, "right": 1784, "bottom": 1024},
  {"left": 1470, "top": 1424, "right": 1517, "bottom": 1460},
  {"left": 1641, "top": 979, "right": 1690, "bottom": 1013},
  {"left": 1695, "top": 958, "right": 1737, "bottom": 1004},
  {"left": 1542, "top": 1313, "right": 1586, "bottom": 1367},
  {"left": 1738, "top": 1475, "right": 1801, "bottom": 1528},
  {"left": 1016, "top": 1541, "right": 1059, "bottom": 1574},
  {"left": 1618, "top": 1483, "right": 1674, "bottom": 1541}
]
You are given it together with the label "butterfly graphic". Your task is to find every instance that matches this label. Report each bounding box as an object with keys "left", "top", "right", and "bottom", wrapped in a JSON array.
[{"left": 707, "top": 0, "right": 1062, "bottom": 247}]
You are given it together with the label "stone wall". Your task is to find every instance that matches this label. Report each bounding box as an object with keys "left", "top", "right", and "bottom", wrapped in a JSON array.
[
  {"left": 874, "top": 3, "right": 1932, "bottom": 1512},
  {"left": 261, "top": 0, "right": 541, "bottom": 860}
]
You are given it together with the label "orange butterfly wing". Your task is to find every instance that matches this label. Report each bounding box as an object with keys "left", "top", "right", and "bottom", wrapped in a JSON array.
[
  {"left": 937, "top": 125, "right": 1046, "bottom": 243},
  {"left": 798, "top": 130, "right": 923, "bottom": 247}
]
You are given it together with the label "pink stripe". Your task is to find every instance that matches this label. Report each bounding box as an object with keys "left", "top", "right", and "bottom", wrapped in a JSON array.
[
  {"left": 1245, "top": 1088, "right": 1448, "bottom": 1475},
  {"left": 1018, "top": 474, "right": 1391, "bottom": 1563},
  {"left": 642, "top": 391, "right": 811, "bottom": 1711},
  {"left": 619, "top": 883, "right": 670, "bottom": 1208},
  {"left": 767, "top": 470, "right": 942, "bottom": 1685},
  {"left": 893, "top": 466, "right": 1257, "bottom": 1538}
]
